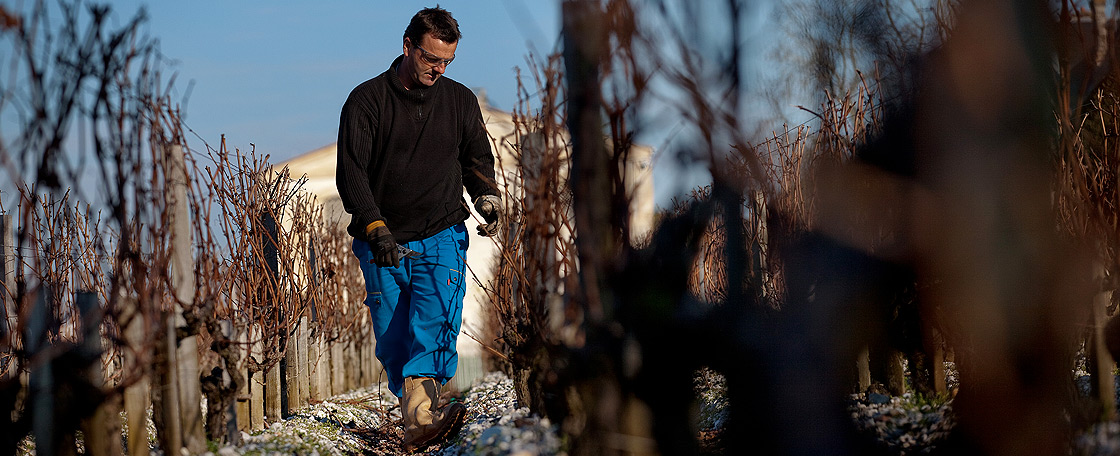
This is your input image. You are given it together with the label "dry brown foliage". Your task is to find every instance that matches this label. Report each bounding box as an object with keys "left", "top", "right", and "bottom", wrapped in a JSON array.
[{"left": 0, "top": 0, "right": 366, "bottom": 448}]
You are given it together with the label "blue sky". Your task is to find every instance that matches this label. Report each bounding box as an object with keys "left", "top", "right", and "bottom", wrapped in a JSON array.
[
  {"left": 106, "top": 1, "right": 780, "bottom": 209},
  {"left": 105, "top": 1, "right": 561, "bottom": 164},
  {"left": 4, "top": 0, "right": 795, "bottom": 209}
]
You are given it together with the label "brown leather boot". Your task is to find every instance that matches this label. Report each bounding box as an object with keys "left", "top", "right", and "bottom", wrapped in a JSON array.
[{"left": 401, "top": 377, "right": 467, "bottom": 452}]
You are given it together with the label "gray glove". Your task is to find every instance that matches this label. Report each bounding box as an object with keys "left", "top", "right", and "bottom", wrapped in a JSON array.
[{"left": 474, "top": 195, "right": 502, "bottom": 237}]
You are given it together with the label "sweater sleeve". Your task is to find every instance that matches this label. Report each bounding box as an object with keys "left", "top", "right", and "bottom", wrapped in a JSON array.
[
  {"left": 336, "top": 90, "right": 384, "bottom": 239},
  {"left": 460, "top": 94, "right": 498, "bottom": 202}
]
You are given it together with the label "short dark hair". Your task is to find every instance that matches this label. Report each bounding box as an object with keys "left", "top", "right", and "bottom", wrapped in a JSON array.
[{"left": 404, "top": 6, "right": 461, "bottom": 45}]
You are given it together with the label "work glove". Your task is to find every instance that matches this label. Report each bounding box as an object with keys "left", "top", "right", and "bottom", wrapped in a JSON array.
[
  {"left": 365, "top": 221, "right": 400, "bottom": 268},
  {"left": 474, "top": 195, "right": 502, "bottom": 237}
]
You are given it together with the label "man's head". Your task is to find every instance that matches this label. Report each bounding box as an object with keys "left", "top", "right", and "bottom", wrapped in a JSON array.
[{"left": 399, "top": 7, "right": 460, "bottom": 90}]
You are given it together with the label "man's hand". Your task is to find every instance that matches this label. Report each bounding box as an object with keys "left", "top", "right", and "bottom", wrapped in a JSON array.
[
  {"left": 474, "top": 195, "right": 502, "bottom": 237},
  {"left": 366, "top": 221, "right": 400, "bottom": 268}
]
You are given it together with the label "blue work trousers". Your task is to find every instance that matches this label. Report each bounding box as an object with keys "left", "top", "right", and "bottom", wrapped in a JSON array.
[{"left": 352, "top": 222, "right": 468, "bottom": 397}]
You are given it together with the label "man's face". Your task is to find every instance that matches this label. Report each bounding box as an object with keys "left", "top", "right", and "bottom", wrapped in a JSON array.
[{"left": 401, "top": 33, "right": 457, "bottom": 89}]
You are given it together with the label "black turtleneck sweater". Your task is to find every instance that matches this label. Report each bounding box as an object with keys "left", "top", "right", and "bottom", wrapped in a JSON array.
[{"left": 336, "top": 55, "right": 497, "bottom": 243}]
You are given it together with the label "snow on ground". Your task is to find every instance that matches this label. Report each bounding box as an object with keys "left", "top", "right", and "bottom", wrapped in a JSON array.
[{"left": 208, "top": 372, "right": 563, "bottom": 456}]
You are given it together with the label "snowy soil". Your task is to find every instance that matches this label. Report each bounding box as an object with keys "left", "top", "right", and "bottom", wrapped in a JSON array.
[
  {"left": 847, "top": 391, "right": 955, "bottom": 455},
  {"left": 225, "top": 368, "right": 960, "bottom": 456},
  {"left": 210, "top": 372, "right": 562, "bottom": 456}
]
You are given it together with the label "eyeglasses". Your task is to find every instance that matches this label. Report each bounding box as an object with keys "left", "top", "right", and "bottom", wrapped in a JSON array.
[{"left": 412, "top": 43, "right": 454, "bottom": 67}]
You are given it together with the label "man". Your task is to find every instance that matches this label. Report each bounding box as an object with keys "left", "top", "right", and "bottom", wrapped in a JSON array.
[{"left": 335, "top": 6, "right": 501, "bottom": 452}]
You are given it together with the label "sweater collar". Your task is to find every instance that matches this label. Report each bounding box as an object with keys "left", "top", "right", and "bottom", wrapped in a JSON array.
[{"left": 388, "top": 55, "right": 434, "bottom": 103}]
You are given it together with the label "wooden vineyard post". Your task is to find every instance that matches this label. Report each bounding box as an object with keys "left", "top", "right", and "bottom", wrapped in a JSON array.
[
  {"left": 320, "top": 329, "right": 330, "bottom": 397},
  {"left": 266, "top": 352, "right": 282, "bottom": 422},
  {"left": 870, "top": 347, "right": 906, "bottom": 395},
  {"left": 0, "top": 212, "right": 16, "bottom": 380},
  {"left": 325, "top": 332, "right": 336, "bottom": 396},
  {"left": 255, "top": 209, "right": 284, "bottom": 421},
  {"left": 1092, "top": 260, "right": 1116, "bottom": 420},
  {"left": 28, "top": 289, "right": 66, "bottom": 456},
  {"left": 345, "top": 334, "right": 358, "bottom": 391},
  {"left": 332, "top": 330, "right": 345, "bottom": 395},
  {"left": 285, "top": 323, "right": 299, "bottom": 412},
  {"left": 326, "top": 334, "right": 336, "bottom": 396},
  {"left": 77, "top": 291, "right": 123, "bottom": 456},
  {"left": 305, "top": 244, "right": 320, "bottom": 403},
  {"left": 250, "top": 325, "right": 265, "bottom": 431},
  {"left": 120, "top": 296, "right": 151, "bottom": 456},
  {"left": 359, "top": 319, "right": 372, "bottom": 388},
  {"left": 288, "top": 226, "right": 310, "bottom": 410},
  {"left": 930, "top": 329, "right": 947, "bottom": 395},
  {"left": 856, "top": 347, "right": 871, "bottom": 392},
  {"left": 321, "top": 332, "right": 331, "bottom": 397},
  {"left": 297, "top": 316, "right": 310, "bottom": 408},
  {"left": 313, "top": 335, "right": 324, "bottom": 399},
  {"left": 156, "top": 311, "right": 183, "bottom": 456},
  {"left": 285, "top": 317, "right": 309, "bottom": 413},
  {"left": 236, "top": 322, "right": 251, "bottom": 434},
  {"left": 307, "top": 325, "right": 320, "bottom": 402},
  {"left": 165, "top": 143, "right": 206, "bottom": 453},
  {"left": 219, "top": 319, "right": 242, "bottom": 445}
]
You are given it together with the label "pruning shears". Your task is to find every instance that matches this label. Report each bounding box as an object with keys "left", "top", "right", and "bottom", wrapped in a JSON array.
[{"left": 397, "top": 244, "right": 422, "bottom": 259}]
